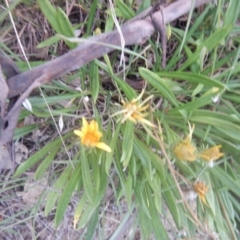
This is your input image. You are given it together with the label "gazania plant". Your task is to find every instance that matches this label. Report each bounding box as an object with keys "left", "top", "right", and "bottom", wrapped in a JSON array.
[{"left": 7, "top": 0, "right": 240, "bottom": 239}]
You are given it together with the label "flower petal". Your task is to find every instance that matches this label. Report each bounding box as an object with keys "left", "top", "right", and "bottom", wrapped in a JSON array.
[
  {"left": 200, "top": 145, "right": 224, "bottom": 161},
  {"left": 174, "top": 142, "right": 197, "bottom": 161},
  {"left": 74, "top": 130, "right": 84, "bottom": 138},
  {"left": 95, "top": 131, "right": 103, "bottom": 139},
  {"left": 96, "top": 142, "right": 111, "bottom": 152},
  {"left": 90, "top": 120, "right": 99, "bottom": 133},
  {"left": 82, "top": 117, "right": 88, "bottom": 128}
]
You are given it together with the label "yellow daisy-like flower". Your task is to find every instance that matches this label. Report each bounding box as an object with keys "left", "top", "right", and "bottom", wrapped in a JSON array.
[
  {"left": 199, "top": 145, "right": 224, "bottom": 162},
  {"left": 173, "top": 124, "right": 197, "bottom": 161},
  {"left": 111, "top": 90, "right": 154, "bottom": 127},
  {"left": 194, "top": 181, "right": 208, "bottom": 205},
  {"left": 74, "top": 117, "right": 111, "bottom": 152}
]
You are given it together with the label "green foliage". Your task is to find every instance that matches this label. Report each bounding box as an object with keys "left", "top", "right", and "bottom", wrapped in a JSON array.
[
  {"left": 3, "top": 0, "right": 240, "bottom": 239},
  {"left": 37, "top": 0, "right": 77, "bottom": 49}
]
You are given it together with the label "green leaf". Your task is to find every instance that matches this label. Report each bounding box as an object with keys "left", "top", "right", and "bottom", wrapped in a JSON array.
[
  {"left": 134, "top": 138, "right": 165, "bottom": 179},
  {"left": 116, "top": 0, "right": 135, "bottom": 20},
  {"left": 81, "top": 149, "right": 94, "bottom": 203},
  {"left": 162, "top": 178, "right": 181, "bottom": 229},
  {"left": 90, "top": 61, "right": 100, "bottom": 104},
  {"left": 55, "top": 161, "right": 81, "bottom": 227},
  {"left": 77, "top": 203, "right": 99, "bottom": 229},
  {"left": 14, "top": 124, "right": 38, "bottom": 139},
  {"left": 85, "top": 205, "right": 100, "bottom": 240},
  {"left": 179, "top": 26, "right": 232, "bottom": 71},
  {"left": 125, "top": 174, "right": 133, "bottom": 208},
  {"left": 35, "top": 144, "right": 61, "bottom": 179},
  {"left": 146, "top": 185, "right": 169, "bottom": 239},
  {"left": 0, "top": 0, "right": 22, "bottom": 22},
  {"left": 105, "top": 14, "right": 114, "bottom": 32},
  {"left": 45, "top": 165, "right": 73, "bottom": 216},
  {"left": 121, "top": 121, "right": 134, "bottom": 168},
  {"left": 139, "top": 68, "right": 179, "bottom": 107},
  {"left": 105, "top": 123, "right": 121, "bottom": 174},
  {"left": 13, "top": 136, "right": 64, "bottom": 176},
  {"left": 134, "top": 184, "right": 151, "bottom": 219},
  {"left": 37, "top": 0, "right": 76, "bottom": 49},
  {"left": 224, "top": 1, "right": 240, "bottom": 26},
  {"left": 113, "top": 75, "right": 137, "bottom": 100},
  {"left": 204, "top": 172, "right": 216, "bottom": 216},
  {"left": 37, "top": 35, "right": 61, "bottom": 48},
  {"left": 211, "top": 166, "right": 240, "bottom": 197},
  {"left": 37, "top": 0, "right": 58, "bottom": 31},
  {"left": 86, "top": 0, "right": 98, "bottom": 36},
  {"left": 158, "top": 71, "right": 226, "bottom": 90},
  {"left": 74, "top": 193, "right": 88, "bottom": 228},
  {"left": 56, "top": 7, "right": 77, "bottom": 48}
]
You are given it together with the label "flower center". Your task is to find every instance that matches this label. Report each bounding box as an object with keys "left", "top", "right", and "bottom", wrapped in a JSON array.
[{"left": 84, "top": 132, "right": 99, "bottom": 146}]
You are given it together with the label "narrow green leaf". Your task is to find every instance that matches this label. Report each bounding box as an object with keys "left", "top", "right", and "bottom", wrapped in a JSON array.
[
  {"left": 179, "top": 26, "right": 232, "bottom": 70},
  {"left": 105, "top": 123, "right": 121, "bottom": 174},
  {"left": 92, "top": 155, "right": 100, "bottom": 193},
  {"left": 139, "top": 68, "right": 179, "bottom": 107},
  {"left": 85, "top": 205, "right": 100, "bottom": 240},
  {"left": 14, "top": 124, "right": 38, "bottom": 139},
  {"left": 86, "top": 0, "right": 98, "bottom": 36},
  {"left": 211, "top": 167, "right": 240, "bottom": 197},
  {"left": 74, "top": 193, "right": 88, "bottom": 228},
  {"left": 224, "top": 1, "right": 240, "bottom": 26},
  {"left": 125, "top": 174, "right": 133, "bottom": 208},
  {"left": 45, "top": 165, "right": 72, "bottom": 216},
  {"left": 95, "top": 160, "right": 108, "bottom": 205},
  {"left": 56, "top": 7, "right": 77, "bottom": 48},
  {"left": 37, "top": 0, "right": 58, "bottom": 31},
  {"left": 77, "top": 203, "right": 98, "bottom": 229},
  {"left": 90, "top": 61, "right": 100, "bottom": 104},
  {"left": 55, "top": 161, "right": 81, "bottom": 227},
  {"left": 103, "top": 53, "right": 114, "bottom": 75},
  {"left": 116, "top": 0, "right": 135, "bottom": 19},
  {"left": 121, "top": 121, "right": 134, "bottom": 168},
  {"left": 14, "top": 136, "right": 65, "bottom": 176},
  {"left": 113, "top": 76, "right": 137, "bottom": 100},
  {"left": 37, "top": 35, "right": 61, "bottom": 48},
  {"left": 105, "top": 14, "right": 114, "bottom": 32},
  {"left": 35, "top": 144, "right": 61, "bottom": 179},
  {"left": 0, "top": 0, "right": 21, "bottom": 22},
  {"left": 109, "top": 209, "right": 135, "bottom": 240},
  {"left": 134, "top": 184, "right": 151, "bottom": 219},
  {"left": 146, "top": 185, "right": 169, "bottom": 239},
  {"left": 204, "top": 172, "right": 216, "bottom": 216},
  {"left": 162, "top": 178, "right": 181, "bottom": 229},
  {"left": 114, "top": 148, "right": 127, "bottom": 195},
  {"left": 171, "top": 91, "right": 218, "bottom": 113},
  {"left": 81, "top": 149, "right": 94, "bottom": 203},
  {"left": 158, "top": 71, "right": 226, "bottom": 90},
  {"left": 134, "top": 138, "right": 165, "bottom": 179}
]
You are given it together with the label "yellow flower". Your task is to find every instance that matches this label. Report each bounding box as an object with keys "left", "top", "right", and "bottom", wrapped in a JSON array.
[
  {"left": 194, "top": 181, "right": 208, "bottom": 205},
  {"left": 111, "top": 90, "right": 154, "bottom": 127},
  {"left": 173, "top": 124, "right": 197, "bottom": 161},
  {"left": 74, "top": 117, "right": 111, "bottom": 152},
  {"left": 199, "top": 145, "right": 224, "bottom": 162}
]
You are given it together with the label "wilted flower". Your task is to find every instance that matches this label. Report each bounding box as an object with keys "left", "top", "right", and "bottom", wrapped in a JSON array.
[
  {"left": 74, "top": 117, "right": 111, "bottom": 152},
  {"left": 111, "top": 90, "right": 154, "bottom": 127},
  {"left": 173, "top": 124, "right": 197, "bottom": 161},
  {"left": 199, "top": 145, "right": 224, "bottom": 162},
  {"left": 193, "top": 181, "right": 208, "bottom": 205}
]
